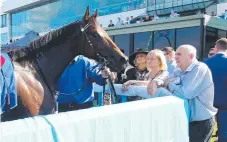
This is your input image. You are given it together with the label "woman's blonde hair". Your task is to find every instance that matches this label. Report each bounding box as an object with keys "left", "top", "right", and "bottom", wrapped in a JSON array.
[{"left": 147, "top": 49, "right": 167, "bottom": 71}]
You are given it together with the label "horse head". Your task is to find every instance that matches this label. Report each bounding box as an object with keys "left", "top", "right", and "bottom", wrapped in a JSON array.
[{"left": 78, "top": 6, "right": 127, "bottom": 72}]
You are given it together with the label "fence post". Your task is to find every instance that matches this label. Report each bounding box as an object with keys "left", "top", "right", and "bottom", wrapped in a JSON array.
[
  {"left": 98, "top": 92, "right": 103, "bottom": 106},
  {"left": 121, "top": 96, "right": 127, "bottom": 103}
]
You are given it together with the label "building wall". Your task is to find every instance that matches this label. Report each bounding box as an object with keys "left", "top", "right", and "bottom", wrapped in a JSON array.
[
  {"left": 1, "top": 0, "right": 227, "bottom": 45},
  {"left": 2, "top": 0, "right": 57, "bottom": 13},
  {"left": 8, "top": 0, "right": 146, "bottom": 38},
  {"left": 217, "top": 2, "right": 227, "bottom": 16}
]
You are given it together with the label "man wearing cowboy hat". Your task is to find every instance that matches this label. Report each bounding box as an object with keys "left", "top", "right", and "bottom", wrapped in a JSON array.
[{"left": 121, "top": 48, "right": 149, "bottom": 101}]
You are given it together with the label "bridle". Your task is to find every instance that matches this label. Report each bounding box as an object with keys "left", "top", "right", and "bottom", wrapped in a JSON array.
[
  {"left": 35, "top": 21, "right": 117, "bottom": 112},
  {"left": 79, "top": 21, "right": 117, "bottom": 104}
]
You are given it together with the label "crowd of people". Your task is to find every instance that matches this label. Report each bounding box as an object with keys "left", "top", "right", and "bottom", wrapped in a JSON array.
[
  {"left": 107, "top": 9, "right": 180, "bottom": 27},
  {"left": 119, "top": 39, "right": 227, "bottom": 142},
  {"left": 1, "top": 8, "right": 226, "bottom": 140},
  {"left": 106, "top": 8, "right": 227, "bottom": 28},
  {"left": 1, "top": 33, "right": 227, "bottom": 141},
  {"left": 55, "top": 37, "right": 227, "bottom": 142}
]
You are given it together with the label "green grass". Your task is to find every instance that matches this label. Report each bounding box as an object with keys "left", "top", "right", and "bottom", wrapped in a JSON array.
[{"left": 211, "top": 123, "right": 218, "bottom": 142}]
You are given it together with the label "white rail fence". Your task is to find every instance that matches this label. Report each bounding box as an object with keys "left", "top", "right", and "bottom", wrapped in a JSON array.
[{"left": 0, "top": 84, "right": 190, "bottom": 142}]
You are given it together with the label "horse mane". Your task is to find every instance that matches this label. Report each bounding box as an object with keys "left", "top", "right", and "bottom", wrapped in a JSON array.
[{"left": 8, "top": 20, "right": 81, "bottom": 61}]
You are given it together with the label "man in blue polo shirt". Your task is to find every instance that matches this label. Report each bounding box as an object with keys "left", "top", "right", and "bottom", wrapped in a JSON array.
[
  {"left": 204, "top": 38, "right": 227, "bottom": 142},
  {"left": 57, "top": 55, "right": 111, "bottom": 112}
]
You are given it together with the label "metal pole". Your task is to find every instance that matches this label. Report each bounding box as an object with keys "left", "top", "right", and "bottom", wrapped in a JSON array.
[{"left": 6, "top": 13, "right": 12, "bottom": 43}]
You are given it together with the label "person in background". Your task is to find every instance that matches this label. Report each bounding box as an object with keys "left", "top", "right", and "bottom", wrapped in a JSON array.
[
  {"left": 120, "top": 48, "right": 149, "bottom": 101},
  {"left": 116, "top": 17, "right": 124, "bottom": 26},
  {"left": 129, "top": 16, "right": 136, "bottom": 24},
  {"left": 208, "top": 48, "right": 216, "bottom": 58},
  {"left": 108, "top": 20, "right": 115, "bottom": 27},
  {"left": 152, "top": 14, "right": 160, "bottom": 21},
  {"left": 204, "top": 38, "right": 227, "bottom": 142},
  {"left": 220, "top": 10, "right": 227, "bottom": 20},
  {"left": 164, "top": 45, "right": 217, "bottom": 142},
  {"left": 211, "top": 11, "right": 216, "bottom": 16},
  {"left": 57, "top": 55, "right": 114, "bottom": 112},
  {"left": 169, "top": 9, "right": 179, "bottom": 19},
  {"left": 122, "top": 49, "right": 168, "bottom": 96},
  {"left": 143, "top": 15, "right": 151, "bottom": 22},
  {"left": 125, "top": 17, "right": 130, "bottom": 24},
  {"left": 161, "top": 47, "right": 177, "bottom": 75}
]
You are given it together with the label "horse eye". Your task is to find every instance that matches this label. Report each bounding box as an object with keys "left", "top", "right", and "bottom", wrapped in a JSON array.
[{"left": 92, "top": 33, "right": 99, "bottom": 38}]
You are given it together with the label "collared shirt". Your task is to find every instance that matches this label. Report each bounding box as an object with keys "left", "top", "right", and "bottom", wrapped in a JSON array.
[
  {"left": 57, "top": 55, "right": 105, "bottom": 104},
  {"left": 169, "top": 13, "right": 179, "bottom": 19},
  {"left": 167, "top": 60, "right": 177, "bottom": 75},
  {"left": 129, "top": 19, "right": 136, "bottom": 24},
  {"left": 153, "top": 16, "right": 159, "bottom": 21},
  {"left": 168, "top": 60, "right": 217, "bottom": 121},
  {"left": 0, "top": 53, "right": 17, "bottom": 114},
  {"left": 116, "top": 20, "right": 124, "bottom": 26}
]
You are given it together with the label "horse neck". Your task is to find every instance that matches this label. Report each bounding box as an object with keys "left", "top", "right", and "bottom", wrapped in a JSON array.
[{"left": 31, "top": 23, "right": 83, "bottom": 90}]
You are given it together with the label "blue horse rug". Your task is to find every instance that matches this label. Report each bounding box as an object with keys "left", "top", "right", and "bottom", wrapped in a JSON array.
[{"left": 0, "top": 53, "right": 17, "bottom": 114}]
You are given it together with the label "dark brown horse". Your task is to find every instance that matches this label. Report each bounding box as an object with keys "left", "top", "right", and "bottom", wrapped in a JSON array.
[{"left": 2, "top": 7, "right": 127, "bottom": 121}]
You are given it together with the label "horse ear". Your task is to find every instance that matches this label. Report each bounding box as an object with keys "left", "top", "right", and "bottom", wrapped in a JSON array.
[
  {"left": 93, "top": 9, "right": 98, "bottom": 18},
  {"left": 83, "top": 6, "right": 90, "bottom": 21}
]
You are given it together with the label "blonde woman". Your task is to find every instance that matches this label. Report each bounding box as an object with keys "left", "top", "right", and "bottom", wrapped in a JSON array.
[{"left": 121, "top": 49, "right": 168, "bottom": 95}]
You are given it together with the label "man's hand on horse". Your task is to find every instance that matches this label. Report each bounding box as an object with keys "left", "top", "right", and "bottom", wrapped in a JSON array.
[{"left": 101, "top": 68, "right": 116, "bottom": 81}]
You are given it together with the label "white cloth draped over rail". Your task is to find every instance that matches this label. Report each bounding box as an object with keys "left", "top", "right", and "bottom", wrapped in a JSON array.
[
  {"left": 1, "top": 96, "right": 189, "bottom": 142},
  {"left": 94, "top": 83, "right": 190, "bottom": 120}
]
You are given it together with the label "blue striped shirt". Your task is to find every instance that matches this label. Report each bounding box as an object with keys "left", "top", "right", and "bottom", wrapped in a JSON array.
[
  {"left": 168, "top": 61, "right": 217, "bottom": 121},
  {"left": 167, "top": 60, "right": 177, "bottom": 75}
]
